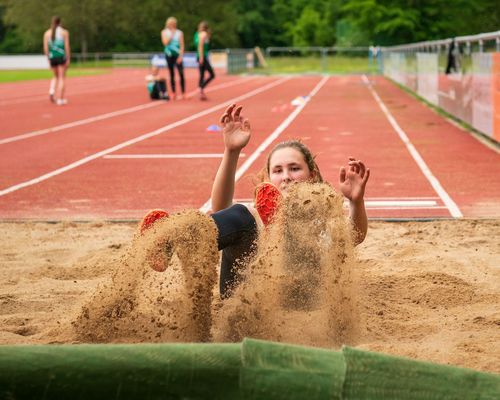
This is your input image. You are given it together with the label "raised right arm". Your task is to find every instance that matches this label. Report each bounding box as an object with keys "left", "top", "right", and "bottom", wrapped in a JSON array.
[{"left": 210, "top": 104, "right": 251, "bottom": 212}]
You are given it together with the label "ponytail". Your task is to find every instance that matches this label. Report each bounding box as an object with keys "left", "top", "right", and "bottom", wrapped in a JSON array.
[{"left": 51, "top": 16, "right": 61, "bottom": 41}]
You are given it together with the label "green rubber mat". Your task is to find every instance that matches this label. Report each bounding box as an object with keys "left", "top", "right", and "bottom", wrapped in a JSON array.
[{"left": 0, "top": 339, "right": 498, "bottom": 399}]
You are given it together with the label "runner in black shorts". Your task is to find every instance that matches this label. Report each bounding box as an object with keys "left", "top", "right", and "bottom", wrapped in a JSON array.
[
  {"left": 194, "top": 21, "right": 215, "bottom": 101},
  {"left": 49, "top": 57, "right": 67, "bottom": 67}
]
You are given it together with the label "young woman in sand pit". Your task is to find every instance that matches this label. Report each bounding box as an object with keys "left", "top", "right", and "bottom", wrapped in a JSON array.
[
  {"left": 141, "top": 104, "right": 370, "bottom": 299},
  {"left": 43, "top": 16, "right": 70, "bottom": 105},
  {"left": 74, "top": 105, "right": 368, "bottom": 343}
]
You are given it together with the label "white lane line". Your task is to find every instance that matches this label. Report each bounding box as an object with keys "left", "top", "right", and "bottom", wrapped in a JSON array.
[
  {"left": 0, "top": 102, "right": 160, "bottom": 145},
  {"left": 367, "top": 196, "right": 440, "bottom": 200},
  {"left": 233, "top": 198, "right": 440, "bottom": 209},
  {"left": 364, "top": 206, "right": 448, "bottom": 210},
  {"left": 0, "top": 77, "right": 257, "bottom": 145},
  {"left": 200, "top": 76, "right": 329, "bottom": 213},
  {"left": 103, "top": 153, "right": 246, "bottom": 159},
  {"left": 361, "top": 75, "right": 463, "bottom": 218},
  {"left": 0, "top": 70, "right": 217, "bottom": 105},
  {"left": 365, "top": 200, "right": 437, "bottom": 207},
  {"left": 0, "top": 81, "right": 142, "bottom": 106},
  {"left": 0, "top": 77, "right": 290, "bottom": 197}
]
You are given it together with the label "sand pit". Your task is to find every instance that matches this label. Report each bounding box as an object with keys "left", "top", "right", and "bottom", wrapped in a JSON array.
[{"left": 1, "top": 194, "right": 499, "bottom": 373}]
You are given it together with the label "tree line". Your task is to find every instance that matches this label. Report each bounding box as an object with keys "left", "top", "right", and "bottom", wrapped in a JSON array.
[{"left": 0, "top": 0, "right": 498, "bottom": 54}]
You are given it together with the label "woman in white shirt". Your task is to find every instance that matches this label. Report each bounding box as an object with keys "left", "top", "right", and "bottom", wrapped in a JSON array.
[{"left": 161, "top": 17, "right": 185, "bottom": 100}]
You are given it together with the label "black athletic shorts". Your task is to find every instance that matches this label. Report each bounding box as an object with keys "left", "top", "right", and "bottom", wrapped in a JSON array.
[{"left": 50, "top": 57, "right": 66, "bottom": 67}]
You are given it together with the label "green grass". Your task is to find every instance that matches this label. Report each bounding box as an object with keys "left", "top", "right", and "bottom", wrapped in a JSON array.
[
  {"left": 0, "top": 65, "right": 111, "bottom": 83},
  {"left": 261, "top": 55, "right": 379, "bottom": 74},
  {"left": 72, "top": 60, "right": 115, "bottom": 68}
]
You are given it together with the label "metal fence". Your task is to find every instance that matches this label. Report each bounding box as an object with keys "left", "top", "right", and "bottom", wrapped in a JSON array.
[
  {"left": 70, "top": 49, "right": 250, "bottom": 73},
  {"left": 381, "top": 30, "right": 500, "bottom": 143},
  {"left": 226, "top": 48, "right": 255, "bottom": 74},
  {"left": 264, "top": 46, "right": 377, "bottom": 74}
]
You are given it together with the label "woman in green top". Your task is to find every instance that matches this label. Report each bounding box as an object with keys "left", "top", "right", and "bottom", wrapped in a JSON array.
[
  {"left": 161, "top": 17, "right": 185, "bottom": 100},
  {"left": 43, "top": 16, "right": 70, "bottom": 105},
  {"left": 195, "top": 21, "right": 215, "bottom": 101}
]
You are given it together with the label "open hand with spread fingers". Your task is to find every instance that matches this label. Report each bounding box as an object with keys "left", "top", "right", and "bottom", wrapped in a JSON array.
[
  {"left": 220, "top": 104, "right": 251, "bottom": 152},
  {"left": 339, "top": 157, "right": 370, "bottom": 204}
]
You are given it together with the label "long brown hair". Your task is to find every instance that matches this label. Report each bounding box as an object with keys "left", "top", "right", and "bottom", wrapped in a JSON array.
[
  {"left": 262, "top": 140, "right": 323, "bottom": 183},
  {"left": 198, "top": 21, "right": 209, "bottom": 32},
  {"left": 51, "top": 16, "right": 61, "bottom": 41}
]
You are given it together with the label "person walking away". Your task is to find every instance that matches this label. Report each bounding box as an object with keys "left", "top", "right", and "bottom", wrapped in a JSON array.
[{"left": 43, "top": 16, "right": 70, "bottom": 105}]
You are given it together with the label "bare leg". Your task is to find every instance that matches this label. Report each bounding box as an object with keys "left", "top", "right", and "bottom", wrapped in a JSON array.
[
  {"left": 56, "top": 65, "right": 68, "bottom": 105},
  {"left": 49, "top": 67, "right": 58, "bottom": 102},
  {"left": 58, "top": 65, "right": 66, "bottom": 100}
]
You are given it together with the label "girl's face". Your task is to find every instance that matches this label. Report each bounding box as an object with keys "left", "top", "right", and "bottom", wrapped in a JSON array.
[
  {"left": 168, "top": 21, "right": 177, "bottom": 30},
  {"left": 269, "top": 147, "right": 313, "bottom": 194}
]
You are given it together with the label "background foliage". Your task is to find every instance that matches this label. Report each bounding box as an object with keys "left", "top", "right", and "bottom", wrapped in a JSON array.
[{"left": 0, "top": 0, "right": 498, "bottom": 53}]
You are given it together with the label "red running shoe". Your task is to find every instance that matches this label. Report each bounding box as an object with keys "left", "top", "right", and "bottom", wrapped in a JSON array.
[
  {"left": 255, "top": 182, "right": 282, "bottom": 226},
  {"left": 139, "top": 209, "right": 169, "bottom": 234},
  {"left": 138, "top": 209, "right": 172, "bottom": 272}
]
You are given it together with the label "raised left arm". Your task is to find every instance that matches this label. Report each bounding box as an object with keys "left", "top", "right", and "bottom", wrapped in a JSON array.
[{"left": 339, "top": 157, "right": 370, "bottom": 245}]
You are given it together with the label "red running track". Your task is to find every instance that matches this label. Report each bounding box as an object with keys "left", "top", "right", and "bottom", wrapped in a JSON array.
[{"left": 0, "top": 68, "right": 498, "bottom": 220}]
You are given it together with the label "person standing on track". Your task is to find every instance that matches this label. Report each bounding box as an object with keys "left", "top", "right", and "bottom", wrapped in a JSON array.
[
  {"left": 194, "top": 21, "right": 215, "bottom": 101},
  {"left": 43, "top": 16, "right": 70, "bottom": 105},
  {"left": 161, "top": 17, "right": 185, "bottom": 100}
]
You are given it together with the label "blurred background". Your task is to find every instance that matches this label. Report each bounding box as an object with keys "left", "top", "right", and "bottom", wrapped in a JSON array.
[{"left": 1, "top": 0, "right": 498, "bottom": 54}]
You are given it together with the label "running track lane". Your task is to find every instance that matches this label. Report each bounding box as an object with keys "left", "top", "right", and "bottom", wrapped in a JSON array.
[
  {"left": 1, "top": 74, "right": 498, "bottom": 219},
  {"left": 228, "top": 75, "right": 453, "bottom": 219},
  {"left": 0, "top": 68, "right": 233, "bottom": 138},
  {"left": 371, "top": 76, "right": 500, "bottom": 218},
  {"left": 0, "top": 76, "right": 270, "bottom": 189},
  {"left": 0, "top": 76, "right": 319, "bottom": 218},
  {"left": 208, "top": 75, "right": 499, "bottom": 219}
]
